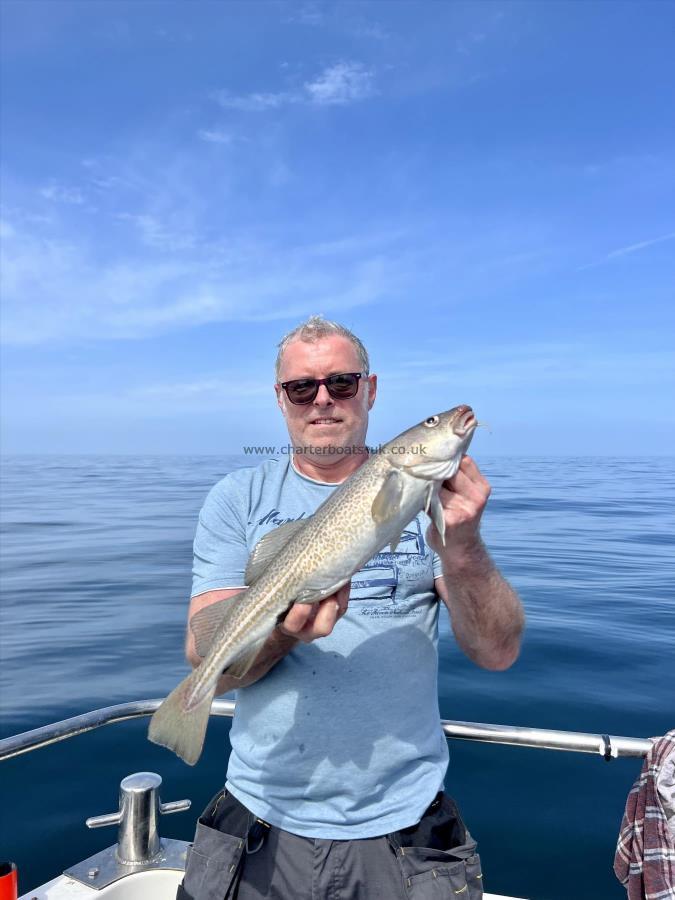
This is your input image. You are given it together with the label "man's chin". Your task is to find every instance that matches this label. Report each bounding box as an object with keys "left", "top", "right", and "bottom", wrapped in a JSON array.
[{"left": 303, "top": 443, "right": 347, "bottom": 459}]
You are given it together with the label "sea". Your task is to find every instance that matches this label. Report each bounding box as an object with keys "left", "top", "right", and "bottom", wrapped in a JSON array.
[{"left": 1, "top": 455, "right": 673, "bottom": 900}]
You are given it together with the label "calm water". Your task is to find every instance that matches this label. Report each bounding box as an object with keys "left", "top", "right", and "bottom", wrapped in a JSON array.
[{"left": 1, "top": 455, "right": 673, "bottom": 899}]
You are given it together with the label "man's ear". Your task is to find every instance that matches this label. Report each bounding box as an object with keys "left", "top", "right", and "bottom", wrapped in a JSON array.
[
  {"left": 366, "top": 374, "right": 377, "bottom": 411},
  {"left": 275, "top": 383, "right": 285, "bottom": 412}
]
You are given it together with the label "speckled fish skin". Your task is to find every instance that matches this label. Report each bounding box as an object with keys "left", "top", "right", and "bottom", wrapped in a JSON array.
[{"left": 148, "top": 404, "right": 477, "bottom": 764}]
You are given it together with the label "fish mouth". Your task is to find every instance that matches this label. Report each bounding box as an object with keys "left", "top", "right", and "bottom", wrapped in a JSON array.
[{"left": 453, "top": 406, "right": 476, "bottom": 436}]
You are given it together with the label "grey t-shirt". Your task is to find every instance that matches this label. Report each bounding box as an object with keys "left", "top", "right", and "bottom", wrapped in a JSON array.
[{"left": 192, "top": 457, "right": 448, "bottom": 839}]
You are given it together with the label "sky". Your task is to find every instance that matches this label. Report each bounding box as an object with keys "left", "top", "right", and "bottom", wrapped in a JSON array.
[{"left": 1, "top": 0, "right": 674, "bottom": 455}]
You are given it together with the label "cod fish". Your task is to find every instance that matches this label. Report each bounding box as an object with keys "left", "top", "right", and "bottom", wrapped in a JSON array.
[{"left": 149, "top": 404, "right": 477, "bottom": 765}]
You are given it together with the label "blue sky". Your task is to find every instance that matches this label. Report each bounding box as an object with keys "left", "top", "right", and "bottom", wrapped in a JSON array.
[{"left": 1, "top": 0, "right": 673, "bottom": 455}]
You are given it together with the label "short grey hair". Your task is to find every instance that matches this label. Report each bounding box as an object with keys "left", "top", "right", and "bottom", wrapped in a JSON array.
[{"left": 275, "top": 315, "right": 370, "bottom": 381}]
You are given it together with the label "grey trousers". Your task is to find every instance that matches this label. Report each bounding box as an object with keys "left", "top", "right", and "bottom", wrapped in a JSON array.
[{"left": 177, "top": 789, "right": 483, "bottom": 900}]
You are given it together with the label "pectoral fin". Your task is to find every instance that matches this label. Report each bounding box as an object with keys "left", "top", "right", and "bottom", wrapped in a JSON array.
[
  {"left": 424, "top": 481, "right": 434, "bottom": 514},
  {"left": 190, "top": 590, "right": 248, "bottom": 659},
  {"left": 245, "top": 519, "right": 309, "bottom": 585},
  {"left": 371, "top": 468, "right": 403, "bottom": 524}
]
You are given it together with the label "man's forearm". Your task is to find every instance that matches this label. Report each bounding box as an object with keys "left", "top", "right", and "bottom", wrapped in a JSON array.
[{"left": 440, "top": 539, "right": 525, "bottom": 670}]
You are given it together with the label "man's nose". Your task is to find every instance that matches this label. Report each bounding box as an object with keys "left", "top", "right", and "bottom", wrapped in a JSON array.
[{"left": 314, "top": 384, "right": 334, "bottom": 406}]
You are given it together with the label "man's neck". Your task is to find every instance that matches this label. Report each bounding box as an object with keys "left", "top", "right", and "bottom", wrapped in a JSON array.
[{"left": 291, "top": 449, "right": 369, "bottom": 484}]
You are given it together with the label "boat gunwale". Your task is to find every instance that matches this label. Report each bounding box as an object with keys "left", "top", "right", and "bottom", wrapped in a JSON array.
[{"left": 0, "top": 698, "right": 654, "bottom": 762}]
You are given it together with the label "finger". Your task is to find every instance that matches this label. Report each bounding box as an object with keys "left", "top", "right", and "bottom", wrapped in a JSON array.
[
  {"left": 334, "top": 581, "right": 351, "bottom": 615},
  {"left": 442, "top": 469, "right": 487, "bottom": 507},
  {"left": 459, "top": 455, "right": 487, "bottom": 486},
  {"left": 447, "top": 467, "right": 476, "bottom": 496},
  {"left": 448, "top": 465, "right": 490, "bottom": 501},
  {"left": 310, "top": 598, "right": 341, "bottom": 637},
  {"left": 280, "top": 601, "right": 317, "bottom": 635},
  {"left": 436, "top": 493, "right": 479, "bottom": 526}
]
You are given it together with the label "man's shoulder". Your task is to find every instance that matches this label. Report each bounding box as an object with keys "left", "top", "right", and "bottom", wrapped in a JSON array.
[{"left": 208, "top": 457, "right": 290, "bottom": 499}]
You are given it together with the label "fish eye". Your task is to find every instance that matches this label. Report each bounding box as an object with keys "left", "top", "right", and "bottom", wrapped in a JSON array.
[{"left": 423, "top": 416, "right": 440, "bottom": 428}]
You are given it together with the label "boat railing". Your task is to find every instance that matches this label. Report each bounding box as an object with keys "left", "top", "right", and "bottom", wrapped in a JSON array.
[{"left": 0, "top": 698, "right": 653, "bottom": 762}]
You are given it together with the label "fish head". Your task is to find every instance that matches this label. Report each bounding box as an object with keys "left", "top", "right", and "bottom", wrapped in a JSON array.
[{"left": 383, "top": 405, "right": 477, "bottom": 481}]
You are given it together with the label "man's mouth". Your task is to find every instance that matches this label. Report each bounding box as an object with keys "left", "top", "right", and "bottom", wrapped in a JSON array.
[{"left": 309, "top": 417, "right": 343, "bottom": 425}]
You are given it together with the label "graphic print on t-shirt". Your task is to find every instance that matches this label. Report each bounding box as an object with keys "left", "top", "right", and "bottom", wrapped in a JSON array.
[{"left": 351, "top": 516, "right": 432, "bottom": 616}]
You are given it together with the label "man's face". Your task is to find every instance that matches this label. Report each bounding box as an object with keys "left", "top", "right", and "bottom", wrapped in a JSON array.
[{"left": 275, "top": 336, "right": 377, "bottom": 457}]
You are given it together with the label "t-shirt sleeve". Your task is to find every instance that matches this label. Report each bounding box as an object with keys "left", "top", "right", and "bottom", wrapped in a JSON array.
[{"left": 192, "top": 475, "right": 250, "bottom": 597}]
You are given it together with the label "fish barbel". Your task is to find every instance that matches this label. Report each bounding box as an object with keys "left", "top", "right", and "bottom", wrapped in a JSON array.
[{"left": 148, "top": 404, "right": 477, "bottom": 764}]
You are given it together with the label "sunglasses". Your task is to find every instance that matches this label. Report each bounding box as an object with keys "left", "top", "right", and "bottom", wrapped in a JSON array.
[{"left": 279, "top": 372, "right": 364, "bottom": 405}]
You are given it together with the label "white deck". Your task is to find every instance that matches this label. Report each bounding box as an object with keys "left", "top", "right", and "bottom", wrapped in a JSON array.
[{"left": 20, "top": 870, "right": 526, "bottom": 900}]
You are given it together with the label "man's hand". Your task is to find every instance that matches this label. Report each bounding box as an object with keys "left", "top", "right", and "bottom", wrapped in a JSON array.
[
  {"left": 277, "top": 582, "right": 350, "bottom": 643},
  {"left": 426, "top": 455, "right": 491, "bottom": 562}
]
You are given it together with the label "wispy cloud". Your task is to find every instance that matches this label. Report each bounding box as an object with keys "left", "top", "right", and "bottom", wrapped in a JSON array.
[
  {"left": 384, "top": 339, "right": 674, "bottom": 393},
  {"left": 347, "top": 19, "right": 389, "bottom": 41},
  {"left": 305, "top": 62, "right": 375, "bottom": 106},
  {"left": 197, "top": 128, "right": 236, "bottom": 145},
  {"left": 282, "top": 2, "right": 325, "bottom": 27},
  {"left": 131, "top": 377, "right": 270, "bottom": 404},
  {"left": 117, "top": 213, "right": 198, "bottom": 253},
  {"left": 215, "top": 90, "right": 297, "bottom": 112},
  {"left": 14, "top": 376, "right": 276, "bottom": 425},
  {"left": 40, "top": 183, "right": 86, "bottom": 204},
  {"left": 579, "top": 231, "right": 675, "bottom": 270},
  {"left": 281, "top": 3, "right": 388, "bottom": 41},
  {"left": 604, "top": 231, "right": 675, "bottom": 260},
  {"left": 0, "top": 216, "right": 404, "bottom": 345},
  {"left": 214, "top": 61, "right": 375, "bottom": 112}
]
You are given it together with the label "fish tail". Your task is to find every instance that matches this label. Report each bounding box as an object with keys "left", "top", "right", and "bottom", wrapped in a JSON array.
[{"left": 148, "top": 671, "right": 217, "bottom": 766}]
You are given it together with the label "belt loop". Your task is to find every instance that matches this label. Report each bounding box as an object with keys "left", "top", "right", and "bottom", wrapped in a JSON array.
[
  {"left": 386, "top": 829, "right": 402, "bottom": 854},
  {"left": 246, "top": 817, "right": 271, "bottom": 855}
]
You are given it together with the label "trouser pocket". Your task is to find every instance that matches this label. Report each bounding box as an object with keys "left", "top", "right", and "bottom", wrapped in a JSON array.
[
  {"left": 390, "top": 849, "right": 483, "bottom": 899},
  {"left": 387, "top": 793, "right": 483, "bottom": 899},
  {"left": 177, "top": 790, "right": 247, "bottom": 900}
]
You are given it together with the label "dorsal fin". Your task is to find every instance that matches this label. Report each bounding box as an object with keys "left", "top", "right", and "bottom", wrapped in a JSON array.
[{"left": 245, "top": 519, "right": 309, "bottom": 585}]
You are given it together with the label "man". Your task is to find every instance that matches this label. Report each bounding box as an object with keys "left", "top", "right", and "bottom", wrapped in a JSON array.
[{"left": 178, "top": 316, "right": 524, "bottom": 900}]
